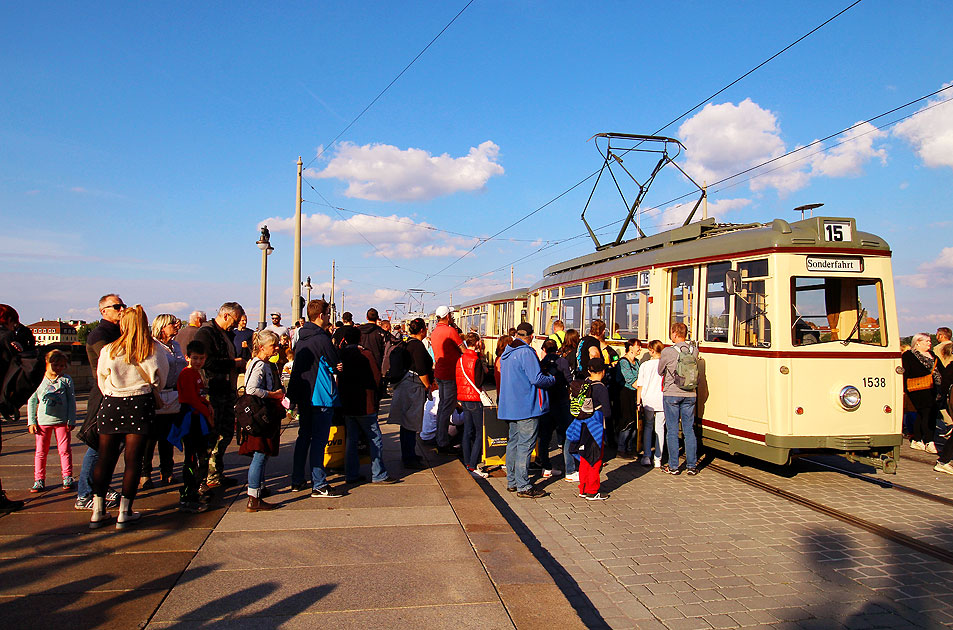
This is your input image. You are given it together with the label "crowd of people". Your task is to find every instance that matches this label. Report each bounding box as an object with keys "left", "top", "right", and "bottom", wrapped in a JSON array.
[
  {"left": 0, "top": 297, "right": 710, "bottom": 515},
  {"left": 902, "top": 327, "right": 953, "bottom": 473}
]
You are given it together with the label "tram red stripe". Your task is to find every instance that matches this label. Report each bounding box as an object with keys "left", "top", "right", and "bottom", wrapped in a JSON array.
[{"left": 701, "top": 419, "right": 766, "bottom": 443}]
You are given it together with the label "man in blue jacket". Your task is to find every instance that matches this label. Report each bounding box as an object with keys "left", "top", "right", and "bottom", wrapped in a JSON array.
[
  {"left": 498, "top": 322, "right": 554, "bottom": 498},
  {"left": 288, "top": 299, "right": 343, "bottom": 498}
]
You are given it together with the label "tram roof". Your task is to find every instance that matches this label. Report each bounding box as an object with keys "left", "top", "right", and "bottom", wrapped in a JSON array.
[
  {"left": 533, "top": 216, "right": 890, "bottom": 288},
  {"left": 456, "top": 287, "right": 529, "bottom": 310}
]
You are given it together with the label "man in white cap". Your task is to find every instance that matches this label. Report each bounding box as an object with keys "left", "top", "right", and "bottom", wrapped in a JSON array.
[
  {"left": 265, "top": 312, "right": 289, "bottom": 338},
  {"left": 431, "top": 305, "right": 464, "bottom": 454}
]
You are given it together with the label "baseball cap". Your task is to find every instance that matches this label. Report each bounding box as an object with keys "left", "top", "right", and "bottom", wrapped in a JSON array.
[
  {"left": 270, "top": 312, "right": 281, "bottom": 317},
  {"left": 516, "top": 322, "right": 534, "bottom": 337},
  {"left": 435, "top": 305, "right": 455, "bottom": 318}
]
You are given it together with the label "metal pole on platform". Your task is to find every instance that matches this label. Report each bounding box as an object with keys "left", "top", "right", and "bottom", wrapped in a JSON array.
[
  {"left": 330, "top": 259, "right": 336, "bottom": 321},
  {"left": 293, "top": 156, "right": 303, "bottom": 320},
  {"left": 257, "top": 226, "right": 274, "bottom": 331}
]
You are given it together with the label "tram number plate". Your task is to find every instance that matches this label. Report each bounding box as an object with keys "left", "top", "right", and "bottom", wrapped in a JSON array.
[
  {"left": 862, "top": 377, "right": 886, "bottom": 388},
  {"left": 823, "top": 221, "right": 852, "bottom": 242}
]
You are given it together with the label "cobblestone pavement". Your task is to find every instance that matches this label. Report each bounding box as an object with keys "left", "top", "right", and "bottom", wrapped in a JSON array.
[{"left": 482, "top": 448, "right": 947, "bottom": 629}]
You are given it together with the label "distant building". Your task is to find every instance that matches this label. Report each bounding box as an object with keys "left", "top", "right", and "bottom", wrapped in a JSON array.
[{"left": 28, "top": 319, "right": 78, "bottom": 345}]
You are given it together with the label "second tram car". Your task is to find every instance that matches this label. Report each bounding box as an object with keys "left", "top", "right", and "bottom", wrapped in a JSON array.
[{"left": 450, "top": 215, "right": 903, "bottom": 472}]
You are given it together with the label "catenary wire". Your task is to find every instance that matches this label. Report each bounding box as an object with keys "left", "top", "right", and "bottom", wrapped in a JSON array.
[
  {"left": 303, "top": 0, "right": 476, "bottom": 170},
  {"left": 440, "top": 84, "right": 952, "bottom": 294},
  {"left": 415, "top": 2, "right": 864, "bottom": 284}
]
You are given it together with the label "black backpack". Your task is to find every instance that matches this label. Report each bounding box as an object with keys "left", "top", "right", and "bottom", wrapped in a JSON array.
[
  {"left": 0, "top": 335, "right": 47, "bottom": 421},
  {"left": 383, "top": 339, "right": 408, "bottom": 384}
]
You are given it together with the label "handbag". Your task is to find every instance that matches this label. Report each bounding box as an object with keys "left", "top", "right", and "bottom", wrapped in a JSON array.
[
  {"left": 134, "top": 363, "right": 166, "bottom": 410},
  {"left": 907, "top": 360, "right": 936, "bottom": 392},
  {"left": 77, "top": 404, "right": 100, "bottom": 449}
]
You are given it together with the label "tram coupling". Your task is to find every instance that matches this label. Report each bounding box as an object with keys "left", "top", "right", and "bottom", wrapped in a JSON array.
[{"left": 843, "top": 446, "right": 900, "bottom": 474}]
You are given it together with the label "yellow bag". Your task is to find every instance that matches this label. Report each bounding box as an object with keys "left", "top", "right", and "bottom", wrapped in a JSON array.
[{"left": 907, "top": 361, "right": 936, "bottom": 392}]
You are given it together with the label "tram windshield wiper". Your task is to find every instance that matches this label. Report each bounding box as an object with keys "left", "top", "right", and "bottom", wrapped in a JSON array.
[{"left": 841, "top": 308, "right": 867, "bottom": 346}]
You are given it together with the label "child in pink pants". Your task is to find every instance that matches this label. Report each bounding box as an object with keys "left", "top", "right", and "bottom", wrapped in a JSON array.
[{"left": 28, "top": 350, "right": 76, "bottom": 492}]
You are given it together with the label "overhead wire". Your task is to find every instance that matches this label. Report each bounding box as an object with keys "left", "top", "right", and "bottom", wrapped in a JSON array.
[
  {"left": 442, "top": 83, "right": 953, "bottom": 295},
  {"left": 416, "top": 1, "right": 863, "bottom": 285},
  {"left": 303, "top": 0, "right": 476, "bottom": 171}
]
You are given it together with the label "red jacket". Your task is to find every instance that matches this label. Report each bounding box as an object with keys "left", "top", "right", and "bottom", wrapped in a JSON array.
[{"left": 455, "top": 348, "right": 484, "bottom": 402}]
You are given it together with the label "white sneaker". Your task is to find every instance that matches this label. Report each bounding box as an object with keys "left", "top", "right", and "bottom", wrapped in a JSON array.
[
  {"left": 653, "top": 459, "right": 662, "bottom": 468},
  {"left": 470, "top": 468, "right": 489, "bottom": 479},
  {"left": 934, "top": 461, "right": 953, "bottom": 475},
  {"left": 565, "top": 472, "right": 579, "bottom": 482},
  {"left": 926, "top": 442, "right": 938, "bottom": 454},
  {"left": 542, "top": 469, "right": 553, "bottom": 478},
  {"left": 585, "top": 492, "right": 609, "bottom": 501},
  {"left": 911, "top": 441, "right": 924, "bottom": 451}
]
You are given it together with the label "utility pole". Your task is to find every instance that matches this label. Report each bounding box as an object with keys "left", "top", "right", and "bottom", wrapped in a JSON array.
[
  {"left": 292, "top": 156, "right": 303, "bottom": 320},
  {"left": 330, "top": 259, "right": 336, "bottom": 322},
  {"left": 510, "top": 266, "right": 514, "bottom": 290}
]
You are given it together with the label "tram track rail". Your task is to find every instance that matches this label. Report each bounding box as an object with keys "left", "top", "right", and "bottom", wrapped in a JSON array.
[
  {"left": 706, "top": 461, "right": 953, "bottom": 566},
  {"left": 797, "top": 457, "right": 953, "bottom": 508}
]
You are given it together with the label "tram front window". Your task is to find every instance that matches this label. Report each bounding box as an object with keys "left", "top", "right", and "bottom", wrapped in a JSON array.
[{"left": 791, "top": 277, "right": 886, "bottom": 346}]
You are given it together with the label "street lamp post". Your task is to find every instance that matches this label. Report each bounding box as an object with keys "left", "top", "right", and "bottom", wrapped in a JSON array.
[
  {"left": 257, "top": 226, "right": 274, "bottom": 331},
  {"left": 303, "top": 276, "right": 313, "bottom": 310}
]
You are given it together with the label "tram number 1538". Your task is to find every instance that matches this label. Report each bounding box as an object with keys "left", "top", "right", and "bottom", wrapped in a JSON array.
[{"left": 862, "top": 376, "right": 886, "bottom": 388}]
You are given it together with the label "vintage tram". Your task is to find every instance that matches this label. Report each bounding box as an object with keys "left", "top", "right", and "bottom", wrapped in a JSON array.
[{"left": 451, "top": 215, "right": 903, "bottom": 472}]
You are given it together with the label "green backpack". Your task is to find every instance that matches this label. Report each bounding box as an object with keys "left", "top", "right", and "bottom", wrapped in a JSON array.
[
  {"left": 672, "top": 342, "right": 698, "bottom": 391},
  {"left": 569, "top": 380, "right": 593, "bottom": 419}
]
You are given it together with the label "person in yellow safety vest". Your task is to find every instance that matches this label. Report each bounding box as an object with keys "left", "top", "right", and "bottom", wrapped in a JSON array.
[{"left": 548, "top": 320, "right": 566, "bottom": 347}]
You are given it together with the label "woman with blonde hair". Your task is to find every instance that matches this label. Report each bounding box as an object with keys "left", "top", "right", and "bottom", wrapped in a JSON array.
[
  {"left": 90, "top": 305, "right": 169, "bottom": 529},
  {"left": 240, "top": 330, "right": 284, "bottom": 511},
  {"left": 139, "top": 313, "right": 186, "bottom": 489}
]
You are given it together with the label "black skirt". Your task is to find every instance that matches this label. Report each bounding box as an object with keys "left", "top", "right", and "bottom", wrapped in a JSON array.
[{"left": 99, "top": 393, "right": 155, "bottom": 435}]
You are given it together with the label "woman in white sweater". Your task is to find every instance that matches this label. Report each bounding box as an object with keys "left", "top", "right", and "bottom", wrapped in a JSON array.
[{"left": 90, "top": 305, "right": 169, "bottom": 529}]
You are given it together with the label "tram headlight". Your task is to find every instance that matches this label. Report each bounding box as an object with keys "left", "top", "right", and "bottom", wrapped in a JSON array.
[{"left": 839, "top": 386, "right": 861, "bottom": 411}]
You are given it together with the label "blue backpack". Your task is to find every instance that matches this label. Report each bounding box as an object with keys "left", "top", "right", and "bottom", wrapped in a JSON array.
[{"left": 311, "top": 355, "right": 340, "bottom": 408}]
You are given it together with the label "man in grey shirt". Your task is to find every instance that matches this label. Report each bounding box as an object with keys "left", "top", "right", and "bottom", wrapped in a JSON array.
[{"left": 658, "top": 322, "right": 699, "bottom": 475}]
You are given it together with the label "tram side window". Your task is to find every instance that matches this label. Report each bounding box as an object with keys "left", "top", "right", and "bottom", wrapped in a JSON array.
[
  {"left": 584, "top": 293, "right": 610, "bottom": 335},
  {"left": 613, "top": 289, "right": 649, "bottom": 339},
  {"left": 670, "top": 267, "right": 696, "bottom": 339},
  {"left": 541, "top": 299, "right": 558, "bottom": 335},
  {"left": 791, "top": 277, "right": 886, "bottom": 346},
  {"left": 705, "top": 262, "right": 731, "bottom": 343},
  {"left": 560, "top": 297, "right": 582, "bottom": 331}
]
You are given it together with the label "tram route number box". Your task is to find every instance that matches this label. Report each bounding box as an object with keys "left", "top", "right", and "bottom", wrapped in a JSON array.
[{"left": 481, "top": 388, "right": 536, "bottom": 467}]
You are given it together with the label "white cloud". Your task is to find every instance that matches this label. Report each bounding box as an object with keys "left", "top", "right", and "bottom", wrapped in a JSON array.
[
  {"left": 652, "top": 197, "right": 752, "bottom": 228},
  {"left": 808, "top": 122, "right": 887, "bottom": 178},
  {"left": 678, "top": 99, "right": 887, "bottom": 195},
  {"left": 150, "top": 301, "right": 190, "bottom": 314},
  {"left": 308, "top": 141, "right": 504, "bottom": 202},
  {"left": 457, "top": 276, "right": 509, "bottom": 299},
  {"left": 894, "top": 84, "right": 953, "bottom": 169},
  {"left": 897, "top": 246, "right": 953, "bottom": 289},
  {"left": 260, "top": 212, "right": 476, "bottom": 259},
  {"left": 373, "top": 288, "right": 405, "bottom": 301}
]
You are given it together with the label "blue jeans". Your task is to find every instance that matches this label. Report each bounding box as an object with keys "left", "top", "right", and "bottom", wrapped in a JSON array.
[
  {"left": 663, "top": 396, "right": 697, "bottom": 470},
  {"left": 505, "top": 417, "right": 539, "bottom": 492},
  {"left": 436, "top": 379, "right": 457, "bottom": 447},
  {"left": 77, "top": 447, "right": 98, "bottom": 499},
  {"left": 247, "top": 451, "right": 269, "bottom": 493},
  {"left": 642, "top": 407, "right": 666, "bottom": 463},
  {"left": 345, "top": 414, "right": 388, "bottom": 482},
  {"left": 292, "top": 405, "right": 334, "bottom": 489},
  {"left": 550, "top": 399, "right": 575, "bottom": 475},
  {"left": 400, "top": 427, "right": 419, "bottom": 464},
  {"left": 460, "top": 401, "right": 484, "bottom": 470}
]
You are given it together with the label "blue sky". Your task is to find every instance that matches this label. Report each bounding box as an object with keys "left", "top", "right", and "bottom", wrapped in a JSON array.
[{"left": 1, "top": 2, "right": 951, "bottom": 335}]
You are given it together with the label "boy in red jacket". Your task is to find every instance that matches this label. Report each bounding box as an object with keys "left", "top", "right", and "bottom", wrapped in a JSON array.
[
  {"left": 456, "top": 332, "right": 488, "bottom": 477},
  {"left": 175, "top": 341, "right": 214, "bottom": 512}
]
